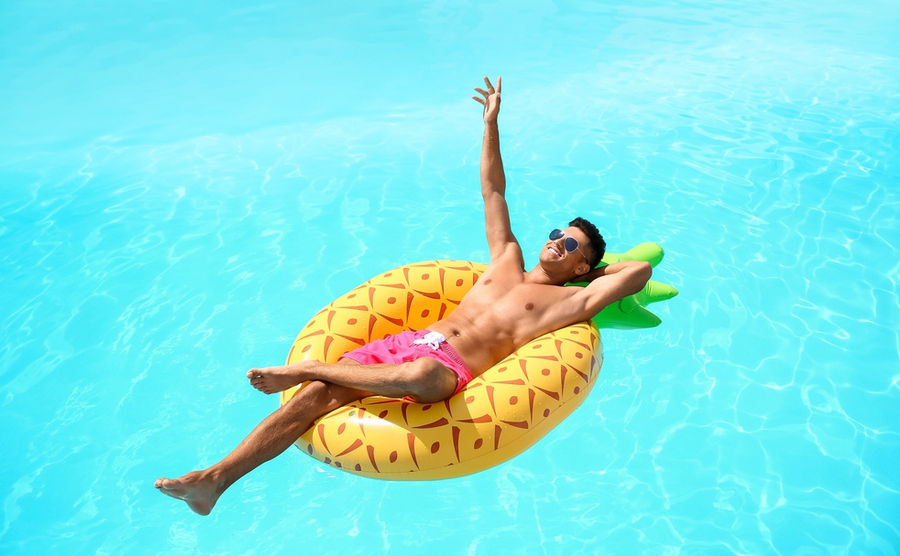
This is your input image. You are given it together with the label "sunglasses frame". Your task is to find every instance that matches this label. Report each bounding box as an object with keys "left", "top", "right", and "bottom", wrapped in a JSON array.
[{"left": 549, "top": 229, "right": 590, "bottom": 264}]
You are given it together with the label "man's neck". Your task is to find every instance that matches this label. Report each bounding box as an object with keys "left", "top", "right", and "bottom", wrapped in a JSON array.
[{"left": 524, "top": 264, "right": 573, "bottom": 286}]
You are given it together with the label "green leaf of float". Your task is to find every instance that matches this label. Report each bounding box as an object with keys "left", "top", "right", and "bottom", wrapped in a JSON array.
[{"left": 566, "top": 242, "right": 679, "bottom": 330}]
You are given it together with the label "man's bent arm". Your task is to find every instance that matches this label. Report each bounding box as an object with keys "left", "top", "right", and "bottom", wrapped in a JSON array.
[
  {"left": 473, "top": 76, "right": 516, "bottom": 260},
  {"left": 571, "top": 260, "right": 653, "bottom": 319}
]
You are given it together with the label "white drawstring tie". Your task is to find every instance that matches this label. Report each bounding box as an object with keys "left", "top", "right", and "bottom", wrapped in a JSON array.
[{"left": 411, "top": 331, "right": 446, "bottom": 350}]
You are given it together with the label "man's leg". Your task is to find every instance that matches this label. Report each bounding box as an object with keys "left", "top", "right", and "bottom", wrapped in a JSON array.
[
  {"left": 248, "top": 357, "right": 459, "bottom": 403},
  {"left": 154, "top": 377, "right": 369, "bottom": 516}
]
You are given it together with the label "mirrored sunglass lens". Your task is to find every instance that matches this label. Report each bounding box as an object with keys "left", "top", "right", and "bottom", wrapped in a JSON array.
[
  {"left": 564, "top": 237, "right": 578, "bottom": 252},
  {"left": 549, "top": 229, "right": 563, "bottom": 240}
]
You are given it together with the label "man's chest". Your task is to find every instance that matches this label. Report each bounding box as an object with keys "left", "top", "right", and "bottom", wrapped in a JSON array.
[{"left": 467, "top": 279, "right": 565, "bottom": 319}]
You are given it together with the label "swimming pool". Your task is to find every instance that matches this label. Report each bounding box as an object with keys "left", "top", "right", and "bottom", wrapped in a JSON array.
[{"left": 1, "top": 0, "right": 898, "bottom": 554}]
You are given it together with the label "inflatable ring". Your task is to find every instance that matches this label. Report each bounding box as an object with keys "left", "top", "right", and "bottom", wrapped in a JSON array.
[{"left": 281, "top": 245, "right": 676, "bottom": 480}]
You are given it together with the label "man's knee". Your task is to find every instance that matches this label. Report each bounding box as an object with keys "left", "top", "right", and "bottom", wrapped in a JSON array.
[
  {"left": 282, "top": 380, "right": 327, "bottom": 409},
  {"left": 283, "top": 380, "right": 368, "bottom": 414},
  {"left": 402, "top": 358, "right": 457, "bottom": 403}
]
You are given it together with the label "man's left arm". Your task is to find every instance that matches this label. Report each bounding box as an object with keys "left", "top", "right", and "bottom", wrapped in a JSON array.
[{"left": 570, "top": 260, "right": 652, "bottom": 319}]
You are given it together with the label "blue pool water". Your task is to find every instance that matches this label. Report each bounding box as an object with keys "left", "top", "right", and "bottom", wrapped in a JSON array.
[{"left": 2, "top": 0, "right": 899, "bottom": 554}]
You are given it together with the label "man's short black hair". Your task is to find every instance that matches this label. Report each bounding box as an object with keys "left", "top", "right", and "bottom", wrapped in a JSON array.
[{"left": 569, "top": 217, "right": 606, "bottom": 268}]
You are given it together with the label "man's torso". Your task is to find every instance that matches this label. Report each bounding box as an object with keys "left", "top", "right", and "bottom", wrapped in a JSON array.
[{"left": 428, "top": 246, "right": 584, "bottom": 376}]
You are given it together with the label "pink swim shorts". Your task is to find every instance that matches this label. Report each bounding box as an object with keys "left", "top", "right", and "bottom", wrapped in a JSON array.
[{"left": 341, "top": 330, "right": 474, "bottom": 396}]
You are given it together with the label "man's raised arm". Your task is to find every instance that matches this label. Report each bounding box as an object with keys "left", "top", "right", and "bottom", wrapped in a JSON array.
[{"left": 473, "top": 76, "right": 516, "bottom": 260}]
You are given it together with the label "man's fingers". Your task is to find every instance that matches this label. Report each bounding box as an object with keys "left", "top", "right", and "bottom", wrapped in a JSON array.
[
  {"left": 475, "top": 76, "right": 501, "bottom": 106},
  {"left": 483, "top": 75, "right": 494, "bottom": 94}
]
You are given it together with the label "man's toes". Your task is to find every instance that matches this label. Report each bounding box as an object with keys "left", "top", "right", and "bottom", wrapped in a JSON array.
[{"left": 155, "top": 478, "right": 179, "bottom": 492}]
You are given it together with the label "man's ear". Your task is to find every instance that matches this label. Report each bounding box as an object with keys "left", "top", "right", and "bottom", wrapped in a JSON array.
[{"left": 575, "top": 261, "right": 590, "bottom": 277}]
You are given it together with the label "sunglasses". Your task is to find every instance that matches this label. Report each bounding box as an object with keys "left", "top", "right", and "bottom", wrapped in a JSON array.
[{"left": 549, "top": 229, "right": 589, "bottom": 262}]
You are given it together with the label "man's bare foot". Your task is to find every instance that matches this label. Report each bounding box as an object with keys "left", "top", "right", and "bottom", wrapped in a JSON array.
[
  {"left": 247, "top": 363, "right": 308, "bottom": 394},
  {"left": 154, "top": 471, "right": 223, "bottom": 516}
]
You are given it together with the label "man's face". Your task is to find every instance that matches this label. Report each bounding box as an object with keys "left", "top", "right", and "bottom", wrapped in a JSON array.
[{"left": 541, "top": 226, "right": 591, "bottom": 274}]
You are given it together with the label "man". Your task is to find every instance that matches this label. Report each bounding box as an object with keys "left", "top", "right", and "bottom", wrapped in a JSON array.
[{"left": 155, "top": 76, "right": 651, "bottom": 515}]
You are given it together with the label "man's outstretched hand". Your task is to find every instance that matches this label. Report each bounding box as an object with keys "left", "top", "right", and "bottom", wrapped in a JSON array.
[{"left": 473, "top": 76, "right": 501, "bottom": 123}]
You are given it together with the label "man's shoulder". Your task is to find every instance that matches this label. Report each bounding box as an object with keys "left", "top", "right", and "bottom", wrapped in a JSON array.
[
  {"left": 485, "top": 241, "right": 525, "bottom": 269},
  {"left": 475, "top": 249, "right": 526, "bottom": 289}
]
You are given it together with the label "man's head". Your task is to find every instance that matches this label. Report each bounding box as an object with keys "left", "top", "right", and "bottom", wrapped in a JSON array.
[
  {"left": 568, "top": 217, "right": 606, "bottom": 268},
  {"left": 540, "top": 217, "right": 606, "bottom": 279}
]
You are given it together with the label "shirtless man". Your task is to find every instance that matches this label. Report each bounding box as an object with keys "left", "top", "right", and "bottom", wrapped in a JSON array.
[{"left": 155, "top": 76, "right": 652, "bottom": 515}]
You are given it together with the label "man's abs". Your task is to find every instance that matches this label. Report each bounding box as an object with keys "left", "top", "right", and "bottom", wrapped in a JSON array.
[
  {"left": 428, "top": 312, "right": 515, "bottom": 377},
  {"left": 428, "top": 282, "right": 572, "bottom": 375}
]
